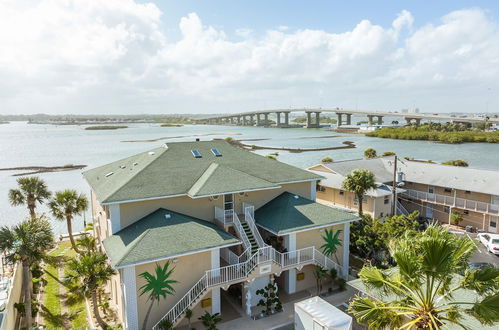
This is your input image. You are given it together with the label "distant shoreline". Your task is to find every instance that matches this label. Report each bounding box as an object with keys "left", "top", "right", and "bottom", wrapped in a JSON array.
[
  {"left": 0, "top": 165, "right": 87, "bottom": 176},
  {"left": 226, "top": 139, "right": 356, "bottom": 153}
]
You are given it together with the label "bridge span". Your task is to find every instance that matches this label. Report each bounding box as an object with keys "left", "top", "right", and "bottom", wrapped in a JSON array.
[{"left": 195, "top": 108, "right": 499, "bottom": 128}]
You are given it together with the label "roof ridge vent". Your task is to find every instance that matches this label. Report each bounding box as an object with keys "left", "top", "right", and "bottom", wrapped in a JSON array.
[{"left": 105, "top": 172, "right": 114, "bottom": 177}]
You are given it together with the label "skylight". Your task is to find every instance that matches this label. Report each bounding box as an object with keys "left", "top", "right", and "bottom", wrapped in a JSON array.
[
  {"left": 191, "top": 150, "right": 202, "bottom": 158},
  {"left": 211, "top": 148, "right": 222, "bottom": 157}
]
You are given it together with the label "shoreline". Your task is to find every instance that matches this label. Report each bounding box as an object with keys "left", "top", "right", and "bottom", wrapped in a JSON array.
[
  {"left": 0, "top": 165, "right": 87, "bottom": 176},
  {"left": 226, "top": 139, "right": 356, "bottom": 153}
]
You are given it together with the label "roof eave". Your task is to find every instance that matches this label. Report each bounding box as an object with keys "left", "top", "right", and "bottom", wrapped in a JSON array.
[{"left": 257, "top": 217, "right": 361, "bottom": 236}]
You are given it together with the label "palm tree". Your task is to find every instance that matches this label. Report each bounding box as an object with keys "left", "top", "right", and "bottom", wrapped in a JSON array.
[
  {"left": 198, "top": 311, "right": 222, "bottom": 330},
  {"left": 76, "top": 233, "right": 97, "bottom": 256},
  {"left": 49, "top": 190, "right": 88, "bottom": 253},
  {"left": 313, "top": 265, "right": 327, "bottom": 295},
  {"left": 320, "top": 228, "right": 342, "bottom": 264},
  {"left": 138, "top": 262, "right": 178, "bottom": 330},
  {"left": 342, "top": 169, "right": 377, "bottom": 215},
  {"left": 65, "top": 252, "right": 115, "bottom": 329},
  {"left": 348, "top": 225, "right": 499, "bottom": 329},
  {"left": 363, "top": 148, "right": 377, "bottom": 159},
  {"left": 0, "top": 218, "right": 54, "bottom": 328},
  {"left": 8, "top": 176, "right": 51, "bottom": 220}
]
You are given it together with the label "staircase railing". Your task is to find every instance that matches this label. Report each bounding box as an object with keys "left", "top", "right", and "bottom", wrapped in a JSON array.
[
  {"left": 153, "top": 245, "right": 341, "bottom": 329},
  {"left": 232, "top": 213, "right": 251, "bottom": 251},
  {"left": 396, "top": 201, "right": 409, "bottom": 216},
  {"left": 244, "top": 206, "right": 266, "bottom": 248},
  {"left": 214, "top": 206, "right": 234, "bottom": 226}
]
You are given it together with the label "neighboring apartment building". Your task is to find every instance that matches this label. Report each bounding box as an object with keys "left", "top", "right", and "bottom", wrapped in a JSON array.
[
  {"left": 83, "top": 140, "right": 359, "bottom": 329},
  {"left": 308, "top": 157, "right": 499, "bottom": 233}
]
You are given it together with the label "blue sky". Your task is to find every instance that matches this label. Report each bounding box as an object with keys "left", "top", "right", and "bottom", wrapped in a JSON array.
[
  {"left": 1, "top": 0, "right": 499, "bottom": 114},
  {"left": 150, "top": 1, "right": 499, "bottom": 39}
]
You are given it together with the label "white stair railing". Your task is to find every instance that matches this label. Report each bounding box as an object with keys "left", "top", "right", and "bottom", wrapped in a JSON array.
[
  {"left": 214, "top": 206, "right": 234, "bottom": 225},
  {"left": 233, "top": 213, "right": 251, "bottom": 251},
  {"left": 153, "top": 245, "right": 341, "bottom": 329},
  {"left": 244, "top": 206, "right": 266, "bottom": 248},
  {"left": 396, "top": 201, "right": 409, "bottom": 216}
]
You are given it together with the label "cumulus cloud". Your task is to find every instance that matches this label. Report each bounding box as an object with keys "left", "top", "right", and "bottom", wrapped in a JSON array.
[{"left": 0, "top": 1, "right": 498, "bottom": 114}]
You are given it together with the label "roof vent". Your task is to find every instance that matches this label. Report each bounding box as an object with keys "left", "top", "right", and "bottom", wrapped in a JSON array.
[
  {"left": 105, "top": 172, "right": 114, "bottom": 177},
  {"left": 164, "top": 213, "right": 172, "bottom": 220},
  {"left": 133, "top": 162, "right": 138, "bottom": 166},
  {"left": 119, "top": 165, "right": 126, "bottom": 169},
  {"left": 191, "top": 150, "right": 202, "bottom": 158},
  {"left": 294, "top": 195, "right": 299, "bottom": 199},
  {"left": 196, "top": 138, "right": 200, "bottom": 142},
  {"left": 162, "top": 143, "right": 168, "bottom": 149},
  {"left": 148, "top": 151, "right": 155, "bottom": 156}
]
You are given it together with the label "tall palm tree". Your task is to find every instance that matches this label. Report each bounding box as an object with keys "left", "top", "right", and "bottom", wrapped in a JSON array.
[
  {"left": 0, "top": 218, "right": 54, "bottom": 328},
  {"left": 348, "top": 225, "right": 499, "bottom": 329},
  {"left": 49, "top": 190, "right": 88, "bottom": 253},
  {"left": 342, "top": 169, "right": 377, "bottom": 215},
  {"left": 320, "top": 228, "right": 342, "bottom": 264},
  {"left": 8, "top": 176, "right": 51, "bottom": 220},
  {"left": 139, "top": 262, "right": 178, "bottom": 330},
  {"left": 65, "top": 252, "right": 115, "bottom": 329}
]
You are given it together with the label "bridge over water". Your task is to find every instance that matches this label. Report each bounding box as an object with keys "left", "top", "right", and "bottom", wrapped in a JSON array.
[{"left": 195, "top": 108, "right": 499, "bottom": 128}]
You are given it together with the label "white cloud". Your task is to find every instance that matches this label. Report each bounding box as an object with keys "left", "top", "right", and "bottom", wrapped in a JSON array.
[{"left": 0, "top": 2, "right": 498, "bottom": 114}]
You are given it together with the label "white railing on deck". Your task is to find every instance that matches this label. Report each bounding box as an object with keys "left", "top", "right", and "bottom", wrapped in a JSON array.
[
  {"left": 242, "top": 202, "right": 254, "bottom": 218},
  {"left": 214, "top": 206, "right": 234, "bottom": 225},
  {"left": 402, "top": 189, "right": 499, "bottom": 216},
  {"left": 244, "top": 205, "right": 266, "bottom": 248},
  {"left": 153, "top": 245, "right": 341, "bottom": 329}
]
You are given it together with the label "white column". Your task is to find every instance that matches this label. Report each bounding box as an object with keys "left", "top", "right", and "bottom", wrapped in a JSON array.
[
  {"left": 310, "top": 181, "right": 317, "bottom": 201},
  {"left": 342, "top": 223, "right": 350, "bottom": 279},
  {"left": 109, "top": 204, "right": 121, "bottom": 234},
  {"left": 122, "top": 266, "right": 138, "bottom": 330},
  {"left": 284, "top": 233, "right": 297, "bottom": 294},
  {"left": 211, "top": 249, "right": 221, "bottom": 314}
]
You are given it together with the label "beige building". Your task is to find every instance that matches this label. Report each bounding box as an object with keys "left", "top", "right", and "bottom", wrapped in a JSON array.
[
  {"left": 84, "top": 141, "right": 360, "bottom": 329},
  {"left": 308, "top": 157, "right": 499, "bottom": 233}
]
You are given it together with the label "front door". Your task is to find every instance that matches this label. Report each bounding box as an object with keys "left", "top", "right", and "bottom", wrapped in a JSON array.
[
  {"left": 224, "top": 194, "right": 234, "bottom": 220},
  {"left": 426, "top": 203, "right": 433, "bottom": 219},
  {"left": 489, "top": 216, "right": 498, "bottom": 233}
]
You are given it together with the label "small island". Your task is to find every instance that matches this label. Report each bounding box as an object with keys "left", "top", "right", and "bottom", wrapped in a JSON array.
[
  {"left": 85, "top": 125, "right": 128, "bottom": 130},
  {"left": 160, "top": 123, "right": 183, "bottom": 127},
  {"left": 366, "top": 122, "right": 499, "bottom": 144}
]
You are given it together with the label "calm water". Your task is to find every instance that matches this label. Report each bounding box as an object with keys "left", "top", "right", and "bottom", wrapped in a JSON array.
[{"left": 1, "top": 121, "right": 499, "bottom": 234}]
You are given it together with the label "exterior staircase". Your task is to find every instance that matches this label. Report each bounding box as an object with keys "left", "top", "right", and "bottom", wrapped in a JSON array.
[{"left": 241, "top": 221, "right": 259, "bottom": 254}]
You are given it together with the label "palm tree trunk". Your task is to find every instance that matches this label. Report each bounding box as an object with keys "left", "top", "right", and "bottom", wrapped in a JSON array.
[
  {"left": 142, "top": 298, "right": 155, "bottom": 330},
  {"left": 66, "top": 216, "right": 80, "bottom": 253},
  {"left": 357, "top": 193, "right": 363, "bottom": 216},
  {"left": 92, "top": 289, "right": 108, "bottom": 329},
  {"left": 28, "top": 202, "right": 36, "bottom": 220},
  {"left": 22, "top": 260, "right": 32, "bottom": 328}
]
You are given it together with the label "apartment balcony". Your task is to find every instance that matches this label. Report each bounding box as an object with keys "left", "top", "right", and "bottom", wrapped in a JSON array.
[{"left": 401, "top": 188, "right": 499, "bottom": 216}]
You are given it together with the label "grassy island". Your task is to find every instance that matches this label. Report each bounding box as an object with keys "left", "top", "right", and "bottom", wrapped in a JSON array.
[
  {"left": 366, "top": 123, "right": 499, "bottom": 144},
  {"left": 85, "top": 125, "right": 128, "bottom": 130},
  {"left": 160, "top": 123, "right": 183, "bottom": 127}
]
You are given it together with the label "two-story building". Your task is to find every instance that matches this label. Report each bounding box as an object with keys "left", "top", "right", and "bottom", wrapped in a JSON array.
[
  {"left": 83, "top": 140, "right": 360, "bottom": 329},
  {"left": 308, "top": 157, "right": 499, "bottom": 233}
]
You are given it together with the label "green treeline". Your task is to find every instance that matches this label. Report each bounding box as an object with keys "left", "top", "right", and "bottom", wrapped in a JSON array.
[{"left": 366, "top": 122, "right": 499, "bottom": 144}]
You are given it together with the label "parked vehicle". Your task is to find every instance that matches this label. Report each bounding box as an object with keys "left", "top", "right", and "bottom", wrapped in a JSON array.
[
  {"left": 477, "top": 233, "right": 499, "bottom": 255},
  {"left": 468, "top": 262, "right": 495, "bottom": 270}
]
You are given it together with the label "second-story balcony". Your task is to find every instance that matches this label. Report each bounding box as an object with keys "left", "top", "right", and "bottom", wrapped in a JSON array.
[{"left": 402, "top": 188, "right": 499, "bottom": 216}]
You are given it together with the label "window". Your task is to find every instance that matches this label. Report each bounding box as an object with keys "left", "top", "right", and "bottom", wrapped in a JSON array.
[
  {"left": 444, "top": 188, "right": 452, "bottom": 193},
  {"left": 211, "top": 148, "right": 222, "bottom": 157},
  {"left": 354, "top": 194, "right": 367, "bottom": 203},
  {"left": 444, "top": 206, "right": 450, "bottom": 213},
  {"left": 428, "top": 186, "right": 435, "bottom": 194},
  {"left": 465, "top": 190, "right": 471, "bottom": 194},
  {"left": 191, "top": 150, "right": 202, "bottom": 158},
  {"left": 384, "top": 196, "right": 389, "bottom": 205},
  {"left": 339, "top": 190, "right": 345, "bottom": 195},
  {"left": 463, "top": 210, "right": 469, "bottom": 215}
]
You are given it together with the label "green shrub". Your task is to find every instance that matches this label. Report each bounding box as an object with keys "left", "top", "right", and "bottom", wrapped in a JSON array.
[
  {"left": 321, "top": 156, "right": 333, "bottom": 163},
  {"left": 364, "top": 148, "right": 377, "bottom": 159},
  {"left": 382, "top": 151, "right": 396, "bottom": 157},
  {"left": 450, "top": 212, "right": 463, "bottom": 226}
]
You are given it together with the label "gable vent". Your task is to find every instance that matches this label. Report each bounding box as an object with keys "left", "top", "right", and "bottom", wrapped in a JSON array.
[
  {"left": 164, "top": 213, "right": 172, "bottom": 220},
  {"left": 191, "top": 150, "right": 202, "bottom": 158}
]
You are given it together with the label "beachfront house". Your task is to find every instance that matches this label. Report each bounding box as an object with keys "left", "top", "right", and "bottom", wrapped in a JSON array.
[
  {"left": 308, "top": 157, "right": 499, "bottom": 233},
  {"left": 83, "top": 140, "right": 360, "bottom": 329}
]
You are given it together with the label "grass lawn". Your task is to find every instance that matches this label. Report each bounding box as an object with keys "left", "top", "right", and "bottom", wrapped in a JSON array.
[{"left": 42, "top": 241, "right": 89, "bottom": 329}]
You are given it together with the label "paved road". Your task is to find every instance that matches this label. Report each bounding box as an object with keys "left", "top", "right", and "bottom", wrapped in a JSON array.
[{"left": 453, "top": 231, "right": 499, "bottom": 267}]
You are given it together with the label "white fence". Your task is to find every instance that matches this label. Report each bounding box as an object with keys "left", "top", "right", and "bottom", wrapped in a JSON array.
[
  {"left": 402, "top": 189, "right": 499, "bottom": 215},
  {"left": 214, "top": 206, "right": 234, "bottom": 226}
]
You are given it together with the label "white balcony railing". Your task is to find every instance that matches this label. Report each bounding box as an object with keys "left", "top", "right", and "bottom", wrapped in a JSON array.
[
  {"left": 402, "top": 189, "right": 499, "bottom": 216},
  {"left": 214, "top": 206, "right": 234, "bottom": 225},
  {"left": 153, "top": 245, "right": 341, "bottom": 329}
]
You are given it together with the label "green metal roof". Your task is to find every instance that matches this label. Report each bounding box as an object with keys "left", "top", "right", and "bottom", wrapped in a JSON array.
[
  {"left": 102, "top": 208, "right": 239, "bottom": 268},
  {"left": 255, "top": 192, "right": 360, "bottom": 235},
  {"left": 348, "top": 273, "right": 499, "bottom": 330},
  {"left": 83, "top": 140, "right": 321, "bottom": 204}
]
